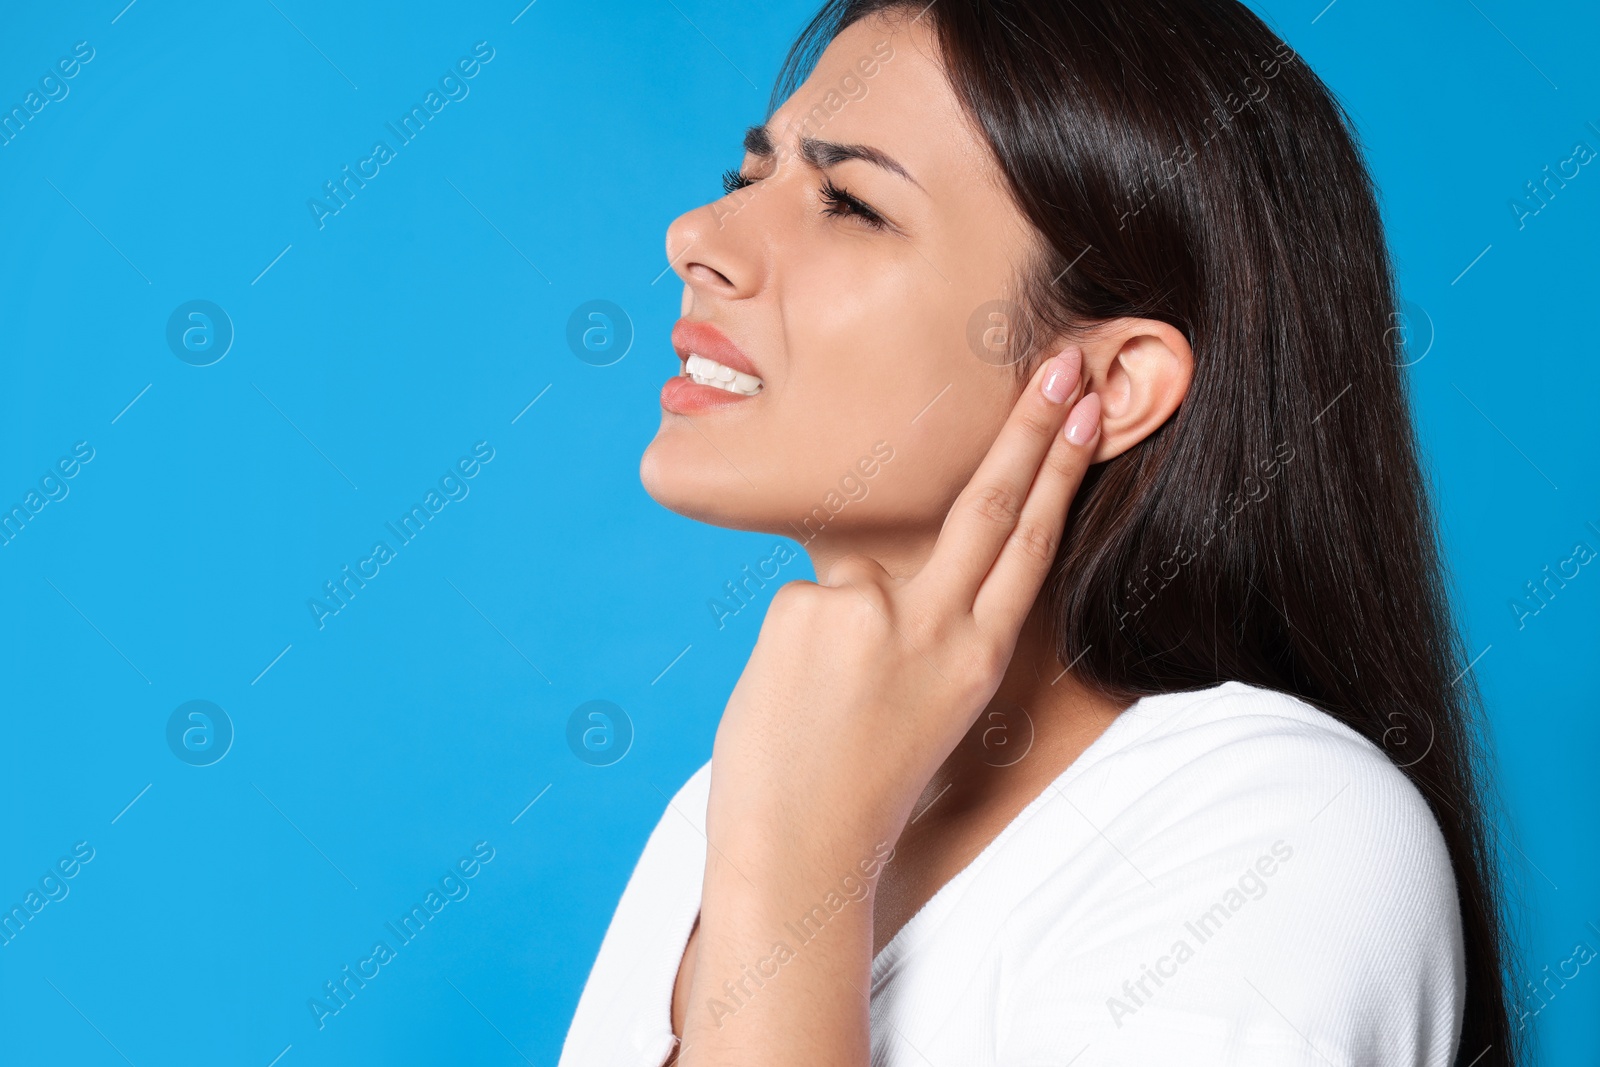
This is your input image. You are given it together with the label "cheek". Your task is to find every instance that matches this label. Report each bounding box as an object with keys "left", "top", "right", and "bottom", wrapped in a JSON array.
[
  {"left": 856, "top": 385, "right": 1013, "bottom": 529},
  {"left": 781, "top": 244, "right": 963, "bottom": 406},
  {"left": 760, "top": 253, "right": 1014, "bottom": 528}
]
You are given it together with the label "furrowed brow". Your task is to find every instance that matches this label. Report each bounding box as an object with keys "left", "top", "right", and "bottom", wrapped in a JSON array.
[
  {"left": 800, "top": 136, "right": 921, "bottom": 188},
  {"left": 742, "top": 123, "right": 922, "bottom": 190},
  {"left": 743, "top": 124, "right": 775, "bottom": 156}
]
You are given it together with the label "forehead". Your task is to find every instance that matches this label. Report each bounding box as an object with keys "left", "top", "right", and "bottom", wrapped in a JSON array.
[{"left": 768, "top": 15, "right": 1000, "bottom": 195}]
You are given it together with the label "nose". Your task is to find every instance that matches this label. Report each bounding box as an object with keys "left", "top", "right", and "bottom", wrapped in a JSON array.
[{"left": 664, "top": 193, "right": 765, "bottom": 303}]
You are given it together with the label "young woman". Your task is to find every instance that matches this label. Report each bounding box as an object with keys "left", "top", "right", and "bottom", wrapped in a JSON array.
[{"left": 560, "top": 1, "right": 1517, "bottom": 1063}]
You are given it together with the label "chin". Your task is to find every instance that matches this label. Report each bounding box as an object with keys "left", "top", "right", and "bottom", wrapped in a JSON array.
[{"left": 639, "top": 432, "right": 775, "bottom": 534}]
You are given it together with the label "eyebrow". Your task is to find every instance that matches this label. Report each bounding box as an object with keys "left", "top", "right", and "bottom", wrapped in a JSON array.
[{"left": 743, "top": 124, "right": 922, "bottom": 189}]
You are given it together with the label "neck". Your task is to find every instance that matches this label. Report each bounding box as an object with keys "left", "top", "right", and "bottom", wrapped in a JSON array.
[{"left": 800, "top": 529, "right": 1132, "bottom": 826}]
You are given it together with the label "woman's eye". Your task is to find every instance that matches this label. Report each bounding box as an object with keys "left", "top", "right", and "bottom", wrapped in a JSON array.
[
  {"left": 721, "top": 168, "right": 753, "bottom": 194},
  {"left": 819, "top": 178, "right": 889, "bottom": 231}
]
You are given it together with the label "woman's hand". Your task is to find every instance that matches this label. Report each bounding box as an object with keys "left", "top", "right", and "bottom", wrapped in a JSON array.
[
  {"left": 677, "top": 347, "right": 1101, "bottom": 1065},
  {"left": 707, "top": 346, "right": 1100, "bottom": 859}
]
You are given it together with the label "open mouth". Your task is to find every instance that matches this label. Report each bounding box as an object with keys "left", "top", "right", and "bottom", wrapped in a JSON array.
[
  {"left": 662, "top": 319, "right": 765, "bottom": 414},
  {"left": 681, "top": 352, "right": 763, "bottom": 396}
]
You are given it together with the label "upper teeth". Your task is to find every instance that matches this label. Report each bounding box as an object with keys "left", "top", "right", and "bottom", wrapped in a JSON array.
[{"left": 684, "top": 353, "right": 763, "bottom": 395}]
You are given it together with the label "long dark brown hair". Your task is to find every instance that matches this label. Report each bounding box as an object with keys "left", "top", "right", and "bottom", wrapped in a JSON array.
[{"left": 775, "top": 1, "right": 1519, "bottom": 1062}]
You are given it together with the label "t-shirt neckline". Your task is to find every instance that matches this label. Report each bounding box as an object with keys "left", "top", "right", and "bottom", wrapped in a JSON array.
[{"left": 865, "top": 683, "right": 1226, "bottom": 986}]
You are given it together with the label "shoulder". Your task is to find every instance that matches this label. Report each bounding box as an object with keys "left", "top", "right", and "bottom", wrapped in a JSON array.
[
  {"left": 994, "top": 681, "right": 1465, "bottom": 1065},
  {"left": 557, "top": 758, "right": 713, "bottom": 1066},
  {"left": 1095, "top": 681, "right": 1456, "bottom": 889},
  {"left": 580, "top": 757, "right": 713, "bottom": 949}
]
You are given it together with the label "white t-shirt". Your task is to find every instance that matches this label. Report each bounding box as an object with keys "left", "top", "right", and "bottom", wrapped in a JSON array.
[{"left": 558, "top": 680, "right": 1465, "bottom": 1066}]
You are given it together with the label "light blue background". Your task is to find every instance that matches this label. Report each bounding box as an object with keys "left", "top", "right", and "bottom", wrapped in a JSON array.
[{"left": 0, "top": 0, "right": 1594, "bottom": 1063}]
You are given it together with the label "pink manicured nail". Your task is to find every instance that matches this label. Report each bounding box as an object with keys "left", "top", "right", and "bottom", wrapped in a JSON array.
[
  {"left": 1064, "top": 392, "right": 1101, "bottom": 445},
  {"left": 1041, "top": 348, "right": 1082, "bottom": 404}
]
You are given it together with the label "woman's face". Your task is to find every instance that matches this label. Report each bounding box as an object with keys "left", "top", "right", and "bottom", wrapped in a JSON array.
[{"left": 640, "top": 13, "right": 1044, "bottom": 561}]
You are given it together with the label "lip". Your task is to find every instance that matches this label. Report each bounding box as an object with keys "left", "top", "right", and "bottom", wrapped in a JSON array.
[
  {"left": 661, "top": 319, "right": 764, "bottom": 415},
  {"left": 670, "top": 320, "right": 763, "bottom": 379}
]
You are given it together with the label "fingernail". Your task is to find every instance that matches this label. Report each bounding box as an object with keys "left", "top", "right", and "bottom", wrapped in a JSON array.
[
  {"left": 1064, "top": 392, "right": 1101, "bottom": 445},
  {"left": 1040, "top": 347, "right": 1082, "bottom": 404}
]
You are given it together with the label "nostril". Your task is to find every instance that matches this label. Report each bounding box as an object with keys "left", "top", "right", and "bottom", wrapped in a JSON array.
[{"left": 686, "top": 261, "right": 735, "bottom": 291}]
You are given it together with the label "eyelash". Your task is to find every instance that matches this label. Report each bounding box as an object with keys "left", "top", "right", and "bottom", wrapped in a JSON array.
[
  {"left": 719, "top": 168, "right": 889, "bottom": 231},
  {"left": 819, "top": 177, "right": 889, "bottom": 230}
]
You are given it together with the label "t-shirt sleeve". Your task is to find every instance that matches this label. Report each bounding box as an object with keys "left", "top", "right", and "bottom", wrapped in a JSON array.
[{"left": 991, "top": 715, "right": 1467, "bottom": 1067}]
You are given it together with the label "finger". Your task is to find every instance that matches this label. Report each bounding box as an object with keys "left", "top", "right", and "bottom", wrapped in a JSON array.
[
  {"left": 919, "top": 346, "right": 1085, "bottom": 610},
  {"left": 972, "top": 390, "right": 1101, "bottom": 630},
  {"left": 821, "top": 552, "right": 893, "bottom": 590}
]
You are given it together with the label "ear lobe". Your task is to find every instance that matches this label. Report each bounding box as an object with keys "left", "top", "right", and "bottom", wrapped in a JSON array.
[{"left": 1081, "top": 319, "right": 1194, "bottom": 463}]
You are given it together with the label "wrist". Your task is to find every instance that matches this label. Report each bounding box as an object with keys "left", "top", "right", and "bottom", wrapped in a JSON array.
[
  {"left": 703, "top": 754, "right": 917, "bottom": 868},
  {"left": 688, "top": 833, "right": 889, "bottom": 1043}
]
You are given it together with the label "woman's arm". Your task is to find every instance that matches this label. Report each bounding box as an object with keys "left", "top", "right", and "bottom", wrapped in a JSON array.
[{"left": 676, "top": 347, "right": 1102, "bottom": 1064}]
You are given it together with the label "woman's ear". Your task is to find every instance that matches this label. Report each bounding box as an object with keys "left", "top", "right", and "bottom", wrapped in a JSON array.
[{"left": 1074, "top": 318, "right": 1194, "bottom": 462}]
